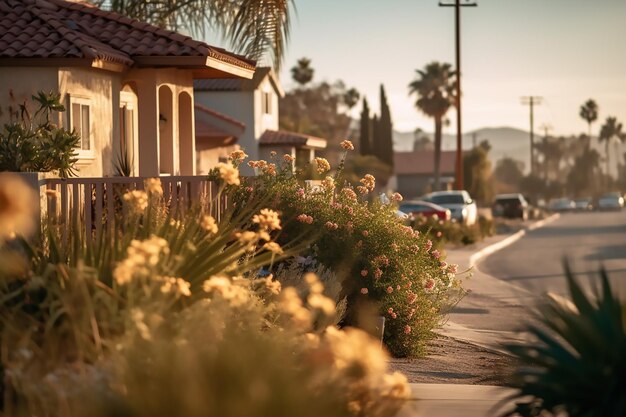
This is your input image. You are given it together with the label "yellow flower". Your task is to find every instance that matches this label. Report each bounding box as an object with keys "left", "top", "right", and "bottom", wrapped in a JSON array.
[
  {"left": 263, "top": 241, "right": 284, "bottom": 255},
  {"left": 283, "top": 154, "right": 295, "bottom": 163},
  {"left": 0, "top": 173, "right": 38, "bottom": 241},
  {"left": 202, "top": 276, "right": 251, "bottom": 307},
  {"left": 341, "top": 187, "right": 357, "bottom": 201},
  {"left": 313, "top": 157, "right": 331, "bottom": 174},
  {"left": 252, "top": 208, "right": 282, "bottom": 231},
  {"left": 123, "top": 190, "right": 148, "bottom": 213},
  {"left": 201, "top": 215, "right": 218, "bottom": 234},
  {"left": 160, "top": 276, "right": 191, "bottom": 297},
  {"left": 144, "top": 178, "right": 163, "bottom": 197},
  {"left": 307, "top": 293, "right": 336, "bottom": 317},
  {"left": 321, "top": 176, "right": 335, "bottom": 190},
  {"left": 215, "top": 162, "right": 240, "bottom": 186},
  {"left": 340, "top": 139, "right": 354, "bottom": 150},
  {"left": 391, "top": 192, "right": 403, "bottom": 202}
]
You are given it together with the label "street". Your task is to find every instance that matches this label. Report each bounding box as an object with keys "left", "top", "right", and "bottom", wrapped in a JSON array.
[{"left": 480, "top": 210, "right": 626, "bottom": 298}]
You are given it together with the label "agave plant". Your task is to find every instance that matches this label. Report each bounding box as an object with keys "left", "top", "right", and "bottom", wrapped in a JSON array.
[{"left": 503, "top": 264, "right": 626, "bottom": 417}]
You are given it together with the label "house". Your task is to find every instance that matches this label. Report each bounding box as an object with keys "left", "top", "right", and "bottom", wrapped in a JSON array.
[
  {"left": 194, "top": 104, "right": 245, "bottom": 174},
  {"left": 0, "top": 0, "right": 254, "bottom": 178},
  {"left": 392, "top": 150, "right": 456, "bottom": 198},
  {"left": 194, "top": 67, "right": 327, "bottom": 174}
]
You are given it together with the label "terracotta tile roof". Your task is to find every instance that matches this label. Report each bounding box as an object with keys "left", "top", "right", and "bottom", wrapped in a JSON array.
[
  {"left": 0, "top": 0, "right": 255, "bottom": 70},
  {"left": 260, "top": 130, "right": 327, "bottom": 149},
  {"left": 195, "top": 104, "right": 245, "bottom": 129},
  {"left": 195, "top": 67, "right": 284, "bottom": 96},
  {"left": 394, "top": 150, "right": 456, "bottom": 175}
]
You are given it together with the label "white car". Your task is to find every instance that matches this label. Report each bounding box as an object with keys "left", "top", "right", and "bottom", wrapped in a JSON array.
[
  {"left": 423, "top": 190, "right": 478, "bottom": 225},
  {"left": 597, "top": 192, "right": 624, "bottom": 211}
]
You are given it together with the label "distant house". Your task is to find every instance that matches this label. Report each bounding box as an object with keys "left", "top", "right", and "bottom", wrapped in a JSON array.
[
  {"left": 0, "top": 0, "right": 254, "bottom": 177},
  {"left": 194, "top": 67, "right": 326, "bottom": 174},
  {"left": 392, "top": 150, "right": 456, "bottom": 198},
  {"left": 194, "top": 104, "right": 245, "bottom": 174}
]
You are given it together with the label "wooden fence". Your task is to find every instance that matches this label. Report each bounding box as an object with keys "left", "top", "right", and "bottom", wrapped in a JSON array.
[{"left": 39, "top": 176, "right": 220, "bottom": 242}]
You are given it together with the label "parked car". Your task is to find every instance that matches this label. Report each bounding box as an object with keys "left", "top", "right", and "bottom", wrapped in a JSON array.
[
  {"left": 548, "top": 198, "right": 575, "bottom": 212},
  {"left": 422, "top": 190, "right": 478, "bottom": 225},
  {"left": 597, "top": 192, "right": 624, "bottom": 211},
  {"left": 492, "top": 193, "right": 529, "bottom": 220},
  {"left": 399, "top": 200, "right": 452, "bottom": 221},
  {"left": 574, "top": 198, "right": 593, "bottom": 211}
]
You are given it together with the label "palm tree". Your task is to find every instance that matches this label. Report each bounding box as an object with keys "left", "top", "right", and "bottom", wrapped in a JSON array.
[
  {"left": 343, "top": 88, "right": 361, "bottom": 112},
  {"left": 579, "top": 99, "right": 599, "bottom": 139},
  {"left": 408, "top": 62, "right": 456, "bottom": 190},
  {"left": 290, "top": 58, "right": 315, "bottom": 88},
  {"left": 599, "top": 116, "right": 623, "bottom": 180},
  {"left": 98, "top": 0, "right": 293, "bottom": 70}
]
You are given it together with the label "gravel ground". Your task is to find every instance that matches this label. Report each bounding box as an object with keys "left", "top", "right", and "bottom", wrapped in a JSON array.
[{"left": 388, "top": 336, "right": 516, "bottom": 386}]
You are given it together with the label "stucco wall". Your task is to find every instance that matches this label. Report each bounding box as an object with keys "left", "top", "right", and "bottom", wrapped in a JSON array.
[
  {"left": 59, "top": 67, "right": 121, "bottom": 177},
  {"left": 196, "top": 144, "right": 239, "bottom": 175},
  {"left": 0, "top": 67, "right": 59, "bottom": 125}
]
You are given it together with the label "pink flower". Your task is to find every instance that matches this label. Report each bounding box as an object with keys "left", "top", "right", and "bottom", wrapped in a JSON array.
[
  {"left": 440, "top": 261, "right": 448, "bottom": 269},
  {"left": 431, "top": 249, "right": 441, "bottom": 259},
  {"left": 374, "top": 269, "right": 383, "bottom": 279},
  {"left": 396, "top": 285, "right": 401, "bottom": 290},
  {"left": 296, "top": 188, "right": 305, "bottom": 197},
  {"left": 362, "top": 230, "right": 369, "bottom": 237},
  {"left": 404, "top": 325, "right": 412, "bottom": 334},
  {"left": 424, "top": 278, "right": 436, "bottom": 291},
  {"left": 436, "top": 231, "right": 442, "bottom": 238},
  {"left": 360, "top": 269, "right": 368, "bottom": 277},
  {"left": 245, "top": 186, "right": 254, "bottom": 193},
  {"left": 360, "top": 287, "right": 369, "bottom": 295},
  {"left": 386, "top": 286, "right": 393, "bottom": 294},
  {"left": 424, "top": 240, "right": 433, "bottom": 252},
  {"left": 391, "top": 312, "right": 397, "bottom": 319},
  {"left": 407, "top": 292, "right": 418, "bottom": 304},
  {"left": 408, "top": 308, "right": 416, "bottom": 318},
  {"left": 387, "top": 307, "right": 394, "bottom": 314},
  {"left": 448, "top": 263, "right": 459, "bottom": 274}
]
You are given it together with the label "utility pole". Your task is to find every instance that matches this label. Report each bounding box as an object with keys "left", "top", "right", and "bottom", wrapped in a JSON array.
[
  {"left": 521, "top": 96, "right": 543, "bottom": 175},
  {"left": 439, "top": 0, "right": 477, "bottom": 190}
]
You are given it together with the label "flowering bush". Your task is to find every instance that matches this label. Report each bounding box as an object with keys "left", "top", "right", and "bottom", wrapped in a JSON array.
[
  {"left": 229, "top": 146, "right": 464, "bottom": 357},
  {"left": 0, "top": 177, "right": 409, "bottom": 417}
]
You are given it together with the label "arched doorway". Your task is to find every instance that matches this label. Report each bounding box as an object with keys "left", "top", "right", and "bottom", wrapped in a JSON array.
[
  {"left": 178, "top": 91, "right": 194, "bottom": 175},
  {"left": 158, "top": 85, "right": 174, "bottom": 175}
]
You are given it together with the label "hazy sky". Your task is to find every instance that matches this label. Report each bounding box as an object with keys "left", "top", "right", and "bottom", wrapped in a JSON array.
[{"left": 274, "top": 0, "right": 626, "bottom": 136}]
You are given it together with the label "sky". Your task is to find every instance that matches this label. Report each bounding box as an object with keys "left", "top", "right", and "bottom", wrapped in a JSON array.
[{"left": 269, "top": 0, "right": 626, "bottom": 136}]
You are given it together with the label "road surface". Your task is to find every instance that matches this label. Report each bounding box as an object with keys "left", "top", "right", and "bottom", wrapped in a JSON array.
[{"left": 480, "top": 210, "right": 626, "bottom": 298}]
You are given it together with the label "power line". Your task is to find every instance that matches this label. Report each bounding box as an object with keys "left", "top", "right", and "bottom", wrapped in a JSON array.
[
  {"left": 439, "top": 0, "right": 477, "bottom": 190},
  {"left": 521, "top": 96, "right": 543, "bottom": 175}
]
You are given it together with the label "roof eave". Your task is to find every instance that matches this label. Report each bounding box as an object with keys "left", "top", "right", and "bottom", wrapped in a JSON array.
[
  {"left": 132, "top": 56, "right": 254, "bottom": 79},
  {"left": 0, "top": 57, "right": 94, "bottom": 67}
]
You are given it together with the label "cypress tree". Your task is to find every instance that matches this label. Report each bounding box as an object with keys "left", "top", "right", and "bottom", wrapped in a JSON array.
[
  {"left": 359, "top": 98, "right": 372, "bottom": 156},
  {"left": 372, "top": 113, "right": 380, "bottom": 159},
  {"left": 379, "top": 84, "right": 394, "bottom": 167}
]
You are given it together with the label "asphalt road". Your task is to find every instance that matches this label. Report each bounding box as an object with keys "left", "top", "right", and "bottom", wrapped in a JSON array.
[{"left": 479, "top": 210, "right": 626, "bottom": 298}]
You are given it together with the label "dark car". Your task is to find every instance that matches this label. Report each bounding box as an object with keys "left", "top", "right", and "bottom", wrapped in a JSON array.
[
  {"left": 400, "top": 200, "right": 452, "bottom": 221},
  {"left": 492, "top": 193, "right": 528, "bottom": 220}
]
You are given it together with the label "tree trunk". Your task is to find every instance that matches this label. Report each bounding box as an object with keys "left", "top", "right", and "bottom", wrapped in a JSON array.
[
  {"left": 606, "top": 139, "right": 610, "bottom": 187},
  {"left": 433, "top": 117, "right": 442, "bottom": 191}
]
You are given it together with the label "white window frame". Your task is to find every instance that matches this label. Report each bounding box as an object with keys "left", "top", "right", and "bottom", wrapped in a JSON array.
[{"left": 68, "top": 95, "right": 94, "bottom": 160}]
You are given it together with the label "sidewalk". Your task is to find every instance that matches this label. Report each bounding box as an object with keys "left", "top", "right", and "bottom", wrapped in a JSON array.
[
  {"left": 401, "top": 384, "right": 517, "bottom": 417},
  {"left": 397, "top": 215, "right": 560, "bottom": 417},
  {"left": 441, "top": 214, "right": 560, "bottom": 352}
]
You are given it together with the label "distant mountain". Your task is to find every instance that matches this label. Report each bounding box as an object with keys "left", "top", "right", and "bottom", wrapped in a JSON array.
[{"left": 393, "top": 126, "right": 536, "bottom": 173}]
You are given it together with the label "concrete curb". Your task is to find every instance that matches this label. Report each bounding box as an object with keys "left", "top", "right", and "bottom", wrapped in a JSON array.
[{"left": 468, "top": 213, "right": 560, "bottom": 268}]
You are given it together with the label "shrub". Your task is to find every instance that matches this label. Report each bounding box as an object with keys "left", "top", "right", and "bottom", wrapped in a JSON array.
[
  {"left": 228, "top": 148, "right": 464, "bottom": 357},
  {"left": 503, "top": 265, "right": 626, "bottom": 417},
  {"left": 0, "top": 179, "right": 410, "bottom": 416},
  {"left": 0, "top": 91, "right": 80, "bottom": 177},
  {"left": 410, "top": 214, "right": 495, "bottom": 250}
]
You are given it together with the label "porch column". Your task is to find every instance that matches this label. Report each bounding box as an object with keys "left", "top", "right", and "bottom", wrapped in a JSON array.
[
  {"left": 178, "top": 91, "right": 195, "bottom": 175},
  {"left": 136, "top": 81, "right": 159, "bottom": 177}
]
